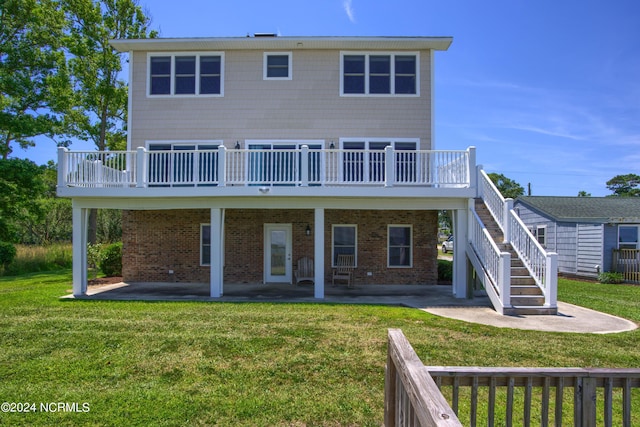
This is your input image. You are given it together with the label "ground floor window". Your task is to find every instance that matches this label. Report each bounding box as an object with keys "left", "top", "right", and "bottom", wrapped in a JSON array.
[
  {"left": 388, "top": 225, "right": 412, "bottom": 267},
  {"left": 535, "top": 225, "right": 546, "bottom": 247},
  {"left": 332, "top": 225, "right": 357, "bottom": 267},
  {"left": 619, "top": 225, "right": 639, "bottom": 250},
  {"left": 201, "top": 224, "right": 211, "bottom": 265}
]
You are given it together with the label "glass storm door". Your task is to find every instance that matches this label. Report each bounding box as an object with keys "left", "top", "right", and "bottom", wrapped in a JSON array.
[{"left": 264, "top": 224, "right": 292, "bottom": 283}]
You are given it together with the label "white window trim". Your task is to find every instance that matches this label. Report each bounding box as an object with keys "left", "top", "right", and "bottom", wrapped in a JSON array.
[
  {"left": 146, "top": 140, "right": 224, "bottom": 150},
  {"left": 332, "top": 224, "right": 358, "bottom": 268},
  {"left": 619, "top": 225, "right": 640, "bottom": 249},
  {"left": 535, "top": 225, "right": 547, "bottom": 247},
  {"left": 388, "top": 224, "right": 413, "bottom": 268},
  {"left": 339, "top": 51, "right": 420, "bottom": 97},
  {"left": 263, "top": 52, "right": 292, "bottom": 80},
  {"left": 201, "top": 223, "right": 211, "bottom": 266},
  {"left": 147, "top": 52, "right": 225, "bottom": 97}
]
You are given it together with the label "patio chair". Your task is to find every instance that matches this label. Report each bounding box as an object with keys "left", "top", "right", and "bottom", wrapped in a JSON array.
[
  {"left": 294, "top": 256, "right": 314, "bottom": 285},
  {"left": 332, "top": 254, "right": 355, "bottom": 288}
]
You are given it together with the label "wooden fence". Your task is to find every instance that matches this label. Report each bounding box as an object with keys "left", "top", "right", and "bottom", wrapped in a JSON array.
[
  {"left": 385, "top": 329, "right": 640, "bottom": 426},
  {"left": 613, "top": 249, "right": 640, "bottom": 283}
]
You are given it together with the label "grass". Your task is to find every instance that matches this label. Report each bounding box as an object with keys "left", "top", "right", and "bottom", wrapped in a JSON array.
[
  {"left": 0, "top": 272, "right": 638, "bottom": 426},
  {"left": 1, "top": 244, "right": 72, "bottom": 276}
]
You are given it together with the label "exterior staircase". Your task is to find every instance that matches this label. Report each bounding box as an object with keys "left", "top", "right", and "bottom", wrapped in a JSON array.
[{"left": 474, "top": 199, "right": 557, "bottom": 315}]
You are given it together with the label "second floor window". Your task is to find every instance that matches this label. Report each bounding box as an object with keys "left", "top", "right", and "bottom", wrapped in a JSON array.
[
  {"left": 149, "top": 53, "right": 223, "bottom": 96},
  {"left": 264, "top": 52, "right": 292, "bottom": 80},
  {"left": 341, "top": 52, "right": 418, "bottom": 96}
]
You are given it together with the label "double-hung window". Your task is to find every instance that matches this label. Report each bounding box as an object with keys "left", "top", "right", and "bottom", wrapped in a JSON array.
[
  {"left": 332, "top": 225, "right": 357, "bottom": 267},
  {"left": 201, "top": 224, "right": 211, "bottom": 266},
  {"left": 341, "top": 52, "right": 418, "bottom": 96},
  {"left": 388, "top": 225, "right": 412, "bottom": 267},
  {"left": 148, "top": 53, "right": 223, "bottom": 96},
  {"left": 264, "top": 52, "right": 292, "bottom": 80},
  {"left": 619, "top": 226, "right": 639, "bottom": 250}
]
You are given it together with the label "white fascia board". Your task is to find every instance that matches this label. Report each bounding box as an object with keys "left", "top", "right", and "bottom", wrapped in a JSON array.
[{"left": 110, "top": 36, "right": 453, "bottom": 53}]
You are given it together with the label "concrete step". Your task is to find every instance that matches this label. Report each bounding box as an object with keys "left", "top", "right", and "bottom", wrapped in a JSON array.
[{"left": 504, "top": 306, "right": 558, "bottom": 316}]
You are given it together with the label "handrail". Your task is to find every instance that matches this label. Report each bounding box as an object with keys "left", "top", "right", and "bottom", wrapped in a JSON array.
[
  {"left": 468, "top": 205, "right": 511, "bottom": 312},
  {"left": 59, "top": 146, "right": 476, "bottom": 189},
  {"left": 476, "top": 168, "right": 557, "bottom": 309},
  {"left": 385, "top": 329, "right": 462, "bottom": 426},
  {"left": 428, "top": 366, "right": 640, "bottom": 427}
]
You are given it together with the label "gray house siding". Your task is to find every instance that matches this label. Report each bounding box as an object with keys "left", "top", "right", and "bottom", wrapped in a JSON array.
[
  {"left": 128, "top": 49, "right": 433, "bottom": 150},
  {"left": 603, "top": 224, "right": 619, "bottom": 273},
  {"left": 576, "top": 223, "right": 603, "bottom": 277},
  {"left": 556, "top": 222, "right": 577, "bottom": 275}
]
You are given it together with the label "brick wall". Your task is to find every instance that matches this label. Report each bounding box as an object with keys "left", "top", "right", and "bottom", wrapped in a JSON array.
[{"left": 122, "top": 208, "right": 438, "bottom": 285}]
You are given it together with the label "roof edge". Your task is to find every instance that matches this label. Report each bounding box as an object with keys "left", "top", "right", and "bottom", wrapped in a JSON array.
[{"left": 109, "top": 36, "right": 453, "bottom": 52}]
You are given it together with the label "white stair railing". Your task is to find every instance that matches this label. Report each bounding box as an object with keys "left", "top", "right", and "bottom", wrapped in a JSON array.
[
  {"left": 477, "top": 169, "right": 557, "bottom": 309},
  {"left": 468, "top": 203, "right": 511, "bottom": 313}
]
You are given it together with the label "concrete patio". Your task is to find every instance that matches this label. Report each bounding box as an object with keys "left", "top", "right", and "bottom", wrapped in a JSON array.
[{"left": 62, "top": 281, "right": 637, "bottom": 334}]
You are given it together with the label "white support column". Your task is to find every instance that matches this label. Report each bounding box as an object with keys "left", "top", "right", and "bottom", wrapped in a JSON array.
[
  {"left": 314, "top": 208, "right": 325, "bottom": 299},
  {"left": 452, "top": 208, "right": 468, "bottom": 298},
  {"left": 72, "top": 206, "right": 89, "bottom": 296},
  {"left": 210, "top": 208, "right": 224, "bottom": 298}
]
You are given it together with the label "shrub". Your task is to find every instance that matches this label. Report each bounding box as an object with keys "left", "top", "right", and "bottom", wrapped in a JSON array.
[
  {"left": 99, "top": 242, "right": 122, "bottom": 277},
  {"left": 0, "top": 242, "right": 17, "bottom": 271},
  {"left": 598, "top": 272, "right": 624, "bottom": 284},
  {"left": 438, "top": 259, "right": 453, "bottom": 282}
]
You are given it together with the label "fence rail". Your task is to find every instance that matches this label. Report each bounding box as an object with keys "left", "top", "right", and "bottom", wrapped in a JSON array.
[
  {"left": 385, "top": 329, "right": 640, "bottom": 427},
  {"left": 429, "top": 366, "right": 640, "bottom": 427},
  {"left": 613, "top": 249, "right": 640, "bottom": 283},
  {"left": 58, "top": 146, "right": 475, "bottom": 189}
]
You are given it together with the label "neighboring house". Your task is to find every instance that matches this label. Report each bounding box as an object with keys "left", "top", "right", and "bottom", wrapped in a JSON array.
[
  {"left": 514, "top": 196, "right": 640, "bottom": 279},
  {"left": 57, "top": 35, "right": 558, "bottom": 315}
]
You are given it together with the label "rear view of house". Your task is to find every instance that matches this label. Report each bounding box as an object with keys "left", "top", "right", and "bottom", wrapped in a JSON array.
[{"left": 57, "top": 35, "right": 558, "bottom": 315}]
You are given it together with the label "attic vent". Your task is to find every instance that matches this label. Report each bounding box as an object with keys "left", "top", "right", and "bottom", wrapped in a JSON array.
[{"left": 253, "top": 33, "right": 277, "bottom": 38}]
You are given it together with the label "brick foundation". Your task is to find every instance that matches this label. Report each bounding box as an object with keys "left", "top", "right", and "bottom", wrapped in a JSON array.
[{"left": 122, "top": 208, "right": 438, "bottom": 285}]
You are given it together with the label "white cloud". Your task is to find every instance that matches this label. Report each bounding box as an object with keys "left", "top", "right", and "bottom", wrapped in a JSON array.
[{"left": 343, "top": 0, "right": 355, "bottom": 23}]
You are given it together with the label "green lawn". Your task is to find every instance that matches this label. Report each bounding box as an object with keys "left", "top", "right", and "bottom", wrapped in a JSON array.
[{"left": 0, "top": 272, "right": 638, "bottom": 426}]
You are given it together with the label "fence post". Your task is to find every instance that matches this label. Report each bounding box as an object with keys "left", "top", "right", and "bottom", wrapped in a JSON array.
[
  {"left": 57, "top": 147, "right": 67, "bottom": 190},
  {"left": 503, "top": 198, "right": 514, "bottom": 243},
  {"left": 136, "top": 147, "right": 146, "bottom": 188},
  {"left": 384, "top": 342, "right": 397, "bottom": 426},
  {"left": 467, "top": 147, "right": 476, "bottom": 190},
  {"left": 300, "top": 145, "right": 309, "bottom": 187},
  {"left": 217, "top": 145, "right": 226, "bottom": 187},
  {"left": 500, "top": 252, "right": 511, "bottom": 310},
  {"left": 385, "top": 145, "right": 395, "bottom": 187},
  {"left": 545, "top": 252, "right": 558, "bottom": 307}
]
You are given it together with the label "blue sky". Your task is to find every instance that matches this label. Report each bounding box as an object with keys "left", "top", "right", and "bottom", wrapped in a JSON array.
[{"left": 17, "top": 0, "right": 640, "bottom": 196}]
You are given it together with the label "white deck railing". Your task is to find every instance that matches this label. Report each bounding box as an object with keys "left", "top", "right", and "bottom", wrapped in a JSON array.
[
  {"left": 477, "top": 169, "right": 557, "bottom": 309},
  {"left": 468, "top": 204, "right": 511, "bottom": 313},
  {"left": 58, "top": 146, "right": 475, "bottom": 189}
]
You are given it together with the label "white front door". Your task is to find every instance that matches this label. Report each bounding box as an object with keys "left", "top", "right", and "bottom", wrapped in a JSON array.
[{"left": 264, "top": 224, "right": 292, "bottom": 283}]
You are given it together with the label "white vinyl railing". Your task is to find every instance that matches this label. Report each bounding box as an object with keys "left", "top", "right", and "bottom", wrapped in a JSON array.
[
  {"left": 477, "top": 169, "right": 557, "bottom": 308},
  {"left": 59, "top": 150, "right": 135, "bottom": 187},
  {"left": 59, "top": 146, "right": 476, "bottom": 189},
  {"left": 469, "top": 205, "right": 511, "bottom": 312}
]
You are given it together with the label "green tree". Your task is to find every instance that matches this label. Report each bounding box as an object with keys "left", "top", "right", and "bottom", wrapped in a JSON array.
[
  {"left": 0, "top": 159, "right": 46, "bottom": 241},
  {"left": 488, "top": 173, "right": 525, "bottom": 199},
  {"left": 62, "top": 0, "right": 156, "bottom": 243},
  {"left": 0, "top": 0, "right": 71, "bottom": 158},
  {"left": 606, "top": 174, "right": 640, "bottom": 197},
  {"left": 577, "top": 191, "right": 591, "bottom": 197}
]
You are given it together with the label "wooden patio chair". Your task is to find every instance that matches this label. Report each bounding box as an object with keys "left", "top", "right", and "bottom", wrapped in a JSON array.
[
  {"left": 294, "top": 257, "right": 314, "bottom": 285},
  {"left": 332, "top": 254, "right": 355, "bottom": 288}
]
